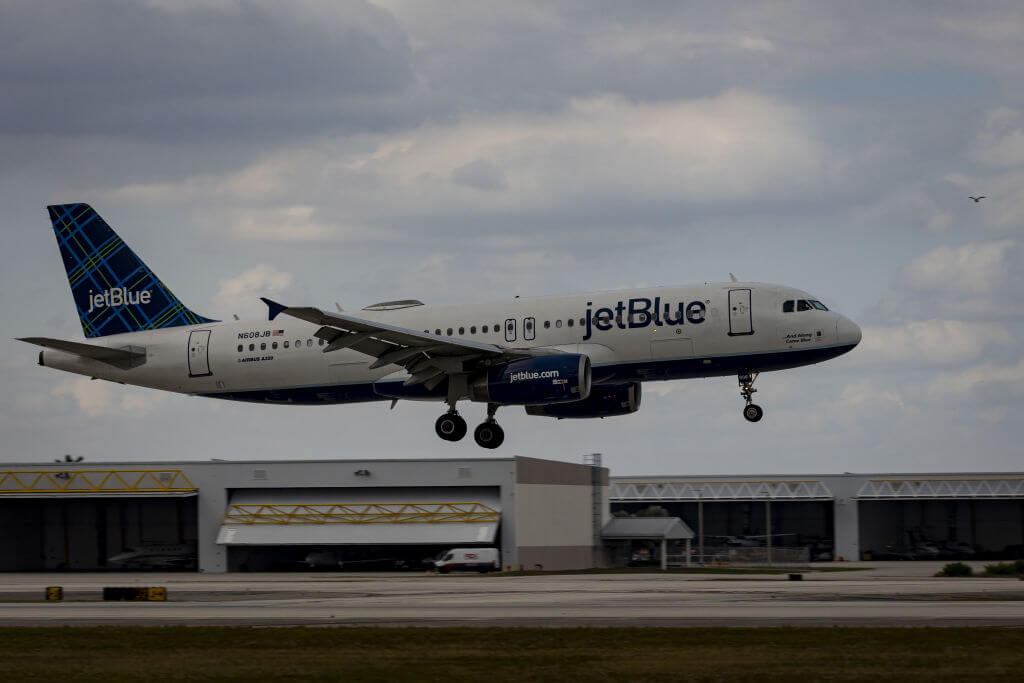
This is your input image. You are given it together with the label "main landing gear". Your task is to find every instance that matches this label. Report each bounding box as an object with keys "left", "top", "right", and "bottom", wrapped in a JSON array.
[
  {"left": 435, "top": 403, "right": 505, "bottom": 449},
  {"left": 739, "top": 371, "right": 764, "bottom": 423}
]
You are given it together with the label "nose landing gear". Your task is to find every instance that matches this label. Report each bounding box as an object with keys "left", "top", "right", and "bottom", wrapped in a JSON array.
[{"left": 739, "top": 371, "right": 763, "bottom": 422}]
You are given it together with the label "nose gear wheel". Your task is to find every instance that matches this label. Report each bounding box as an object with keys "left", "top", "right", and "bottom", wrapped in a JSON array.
[{"left": 738, "top": 371, "right": 763, "bottom": 422}]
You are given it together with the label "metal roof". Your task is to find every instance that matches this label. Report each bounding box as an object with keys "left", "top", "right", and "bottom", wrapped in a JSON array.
[{"left": 602, "top": 517, "right": 694, "bottom": 540}]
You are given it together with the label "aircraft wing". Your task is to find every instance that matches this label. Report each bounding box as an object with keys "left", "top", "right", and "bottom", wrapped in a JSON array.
[
  {"left": 263, "top": 298, "right": 554, "bottom": 389},
  {"left": 17, "top": 337, "right": 146, "bottom": 370}
]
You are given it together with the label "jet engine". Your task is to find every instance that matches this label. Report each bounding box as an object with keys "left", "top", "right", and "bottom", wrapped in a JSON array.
[
  {"left": 471, "top": 354, "right": 591, "bottom": 405},
  {"left": 525, "top": 382, "right": 641, "bottom": 419}
]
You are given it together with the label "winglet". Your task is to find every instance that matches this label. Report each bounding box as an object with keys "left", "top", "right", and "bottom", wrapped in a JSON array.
[{"left": 261, "top": 297, "right": 288, "bottom": 321}]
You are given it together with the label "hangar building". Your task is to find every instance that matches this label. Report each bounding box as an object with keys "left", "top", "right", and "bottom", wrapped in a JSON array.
[
  {"left": 3, "top": 458, "right": 1023, "bottom": 571},
  {"left": 0, "top": 457, "right": 608, "bottom": 572},
  {"left": 611, "top": 472, "right": 1024, "bottom": 561}
]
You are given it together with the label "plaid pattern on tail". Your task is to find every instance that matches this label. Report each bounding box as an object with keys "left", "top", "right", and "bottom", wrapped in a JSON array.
[{"left": 47, "top": 203, "right": 216, "bottom": 338}]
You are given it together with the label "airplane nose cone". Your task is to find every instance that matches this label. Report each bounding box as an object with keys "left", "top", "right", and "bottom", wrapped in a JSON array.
[{"left": 836, "top": 316, "right": 862, "bottom": 347}]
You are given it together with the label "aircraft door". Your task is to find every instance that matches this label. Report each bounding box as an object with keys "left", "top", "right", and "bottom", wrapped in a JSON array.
[
  {"left": 523, "top": 317, "right": 535, "bottom": 341},
  {"left": 188, "top": 329, "right": 213, "bottom": 377},
  {"left": 505, "top": 318, "right": 517, "bottom": 342},
  {"left": 728, "top": 289, "right": 754, "bottom": 336}
]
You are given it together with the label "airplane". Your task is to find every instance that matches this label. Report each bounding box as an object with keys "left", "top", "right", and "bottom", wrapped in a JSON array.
[
  {"left": 107, "top": 543, "right": 197, "bottom": 570},
  {"left": 20, "top": 204, "right": 861, "bottom": 449}
]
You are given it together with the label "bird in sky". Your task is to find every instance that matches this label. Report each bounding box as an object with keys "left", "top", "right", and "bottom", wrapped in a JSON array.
[{"left": 969, "top": 196, "right": 986, "bottom": 202}]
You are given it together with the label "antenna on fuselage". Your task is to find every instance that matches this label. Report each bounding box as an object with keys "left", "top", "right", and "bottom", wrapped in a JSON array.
[
  {"left": 729, "top": 273, "right": 739, "bottom": 283},
  {"left": 335, "top": 302, "right": 343, "bottom": 312}
]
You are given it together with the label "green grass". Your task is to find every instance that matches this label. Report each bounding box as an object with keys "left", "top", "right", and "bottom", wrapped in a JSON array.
[{"left": 1, "top": 627, "right": 1022, "bottom": 682}]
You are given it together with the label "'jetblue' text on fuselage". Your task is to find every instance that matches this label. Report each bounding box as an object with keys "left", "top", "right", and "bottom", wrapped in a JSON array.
[{"left": 582, "top": 298, "right": 706, "bottom": 341}]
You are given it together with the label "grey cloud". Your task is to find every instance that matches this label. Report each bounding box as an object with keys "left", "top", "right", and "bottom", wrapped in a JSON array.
[
  {"left": 451, "top": 159, "right": 505, "bottom": 191},
  {"left": 0, "top": 0, "right": 418, "bottom": 142}
]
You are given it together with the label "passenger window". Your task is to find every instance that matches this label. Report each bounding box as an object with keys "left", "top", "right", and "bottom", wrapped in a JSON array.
[
  {"left": 260, "top": 343, "right": 266, "bottom": 351},
  {"left": 435, "top": 329, "right": 441, "bottom": 335},
  {"left": 249, "top": 344, "right": 255, "bottom": 351},
  {"left": 318, "top": 338, "right": 324, "bottom": 346},
  {"left": 494, "top": 323, "right": 499, "bottom": 332},
  {"left": 544, "top": 320, "right": 550, "bottom": 329},
  {"left": 579, "top": 318, "right": 585, "bottom": 326},
  {"left": 556, "top": 320, "right": 562, "bottom": 328},
  {"left": 284, "top": 341, "right": 290, "bottom": 349},
  {"left": 307, "top": 339, "right": 313, "bottom": 347},
  {"left": 567, "top": 318, "right": 574, "bottom": 327},
  {"left": 459, "top": 327, "right": 465, "bottom": 335},
  {"left": 272, "top": 342, "right": 278, "bottom": 350},
  {"left": 237, "top": 345, "right": 243, "bottom": 353},
  {"left": 797, "top": 300, "right": 812, "bottom": 312},
  {"left": 470, "top": 326, "right": 476, "bottom": 334},
  {"left": 783, "top": 300, "right": 794, "bottom": 313},
  {"left": 295, "top": 340, "right": 301, "bottom": 348},
  {"left": 447, "top": 328, "right": 453, "bottom": 336},
  {"left": 482, "top": 325, "right": 488, "bottom": 333}
]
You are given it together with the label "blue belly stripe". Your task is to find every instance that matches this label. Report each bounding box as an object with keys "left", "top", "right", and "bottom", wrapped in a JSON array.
[{"left": 198, "top": 344, "right": 857, "bottom": 406}]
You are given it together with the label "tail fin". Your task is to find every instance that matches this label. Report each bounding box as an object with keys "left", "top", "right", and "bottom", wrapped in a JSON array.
[{"left": 47, "top": 203, "right": 216, "bottom": 338}]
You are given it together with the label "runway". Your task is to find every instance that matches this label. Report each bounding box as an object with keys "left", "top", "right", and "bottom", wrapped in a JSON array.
[{"left": 2, "top": 563, "right": 1023, "bottom": 627}]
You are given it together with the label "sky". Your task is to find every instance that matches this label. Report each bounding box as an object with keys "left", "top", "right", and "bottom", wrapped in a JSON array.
[{"left": 1, "top": 0, "right": 1023, "bottom": 475}]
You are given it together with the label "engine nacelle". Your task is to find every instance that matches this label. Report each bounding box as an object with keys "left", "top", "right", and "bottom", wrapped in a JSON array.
[
  {"left": 525, "top": 382, "right": 641, "bottom": 419},
  {"left": 472, "top": 354, "right": 591, "bottom": 405}
]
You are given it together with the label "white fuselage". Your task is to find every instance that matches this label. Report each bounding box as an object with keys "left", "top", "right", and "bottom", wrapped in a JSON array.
[{"left": 38, "top": 282, "right": 861, "bottom": 406}]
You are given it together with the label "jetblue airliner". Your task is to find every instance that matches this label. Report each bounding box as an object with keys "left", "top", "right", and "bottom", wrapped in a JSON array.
[{"left": 21, "top": 204, "right": 861, "bottom": 448}]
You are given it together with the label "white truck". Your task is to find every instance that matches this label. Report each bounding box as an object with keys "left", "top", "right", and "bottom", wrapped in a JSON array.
[{"left": 434, "top": 547, "right": 500, "bottom": 573}]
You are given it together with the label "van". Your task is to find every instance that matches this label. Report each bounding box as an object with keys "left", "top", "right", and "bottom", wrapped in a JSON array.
[{"left": 434, "top": 547, "right": 500, "bottom": 573}]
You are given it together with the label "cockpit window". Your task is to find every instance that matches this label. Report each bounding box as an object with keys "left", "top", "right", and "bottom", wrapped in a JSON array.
[
  {"left": 797, "top": 299, "right": 812, "bottom": 312},
  {"left": 782, "top": 300, "right": 794, "bottom": 313},
  {"left": 809, "top": 300, "right": 828, "bottom": 311}
]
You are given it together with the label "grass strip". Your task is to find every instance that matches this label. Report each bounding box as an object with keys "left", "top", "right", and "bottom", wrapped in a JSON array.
[{"left": 1, "top": 626, "right": 1022, "bottom": 682}]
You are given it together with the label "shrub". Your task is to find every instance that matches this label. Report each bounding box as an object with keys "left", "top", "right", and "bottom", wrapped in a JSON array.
[
  {"left": 936, "top": 562, "right": 973, "bottom": 577},
  {"left": 983, "top": 560, "right": 1024, "bottom": 576}
]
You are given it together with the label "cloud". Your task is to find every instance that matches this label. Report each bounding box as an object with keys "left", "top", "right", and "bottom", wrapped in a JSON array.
[
  {"left": 52, "top": 378, "right": 167, "bottom": 418},
  {"left": 0, "top": 0, "right": 417, "bottom": 142},
  {"left": 928, "top": 358, "right": 1024, "bottom": 400},
  {"left": 213, "top": 265, "right": 294, "bottom": 319},
  {"left": 858, "top": 320, "right": 1012, "bottom": 365}
]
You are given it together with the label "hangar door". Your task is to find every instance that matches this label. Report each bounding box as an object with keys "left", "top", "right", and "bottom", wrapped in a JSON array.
[
  {"left": 0, "top": 468, "right": 198, "bottom": 571},
  {"left": 217, "top": 486, "right": 501, "bottom": 547}
]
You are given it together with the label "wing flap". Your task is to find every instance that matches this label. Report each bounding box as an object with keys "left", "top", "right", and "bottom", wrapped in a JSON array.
[{"left": 263, "top": 298, "right": 566, "bottom": 393}]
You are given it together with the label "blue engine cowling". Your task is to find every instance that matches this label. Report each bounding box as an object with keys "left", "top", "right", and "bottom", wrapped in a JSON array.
[
  {"left": 525, "top": 382, "right": 641, "bottom": 418},
  {"left": 471, "top": 354, "right": 591, "bottom": 405}
]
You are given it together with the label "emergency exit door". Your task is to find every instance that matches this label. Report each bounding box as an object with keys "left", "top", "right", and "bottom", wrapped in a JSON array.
[
  {"left": 188, "top": 330, "right": 212, "bottom": 377},
  {"left": 728, "top": 289, "right": 754, "bottom": 336}
]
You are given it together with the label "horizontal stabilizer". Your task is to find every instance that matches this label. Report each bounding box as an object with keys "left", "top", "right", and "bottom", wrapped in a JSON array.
[{"left": 18, "top": 337, "right": 146, "bottom": 370}]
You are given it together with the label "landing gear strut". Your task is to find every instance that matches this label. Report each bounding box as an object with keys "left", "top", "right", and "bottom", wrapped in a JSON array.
[
  {"left": 435, "top": 410, "right": 467, "bottom": 441},
  {"left": 473, "top": 403, "right": 504, "bottom": 449},
  {"left": 738, "top": 371, "right": 763, "bottom": 422}
]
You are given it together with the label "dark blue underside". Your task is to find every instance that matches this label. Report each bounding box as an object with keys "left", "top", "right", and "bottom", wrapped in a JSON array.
[{"left": 201, "top": 344, "right": 856, "bottom": 406}]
